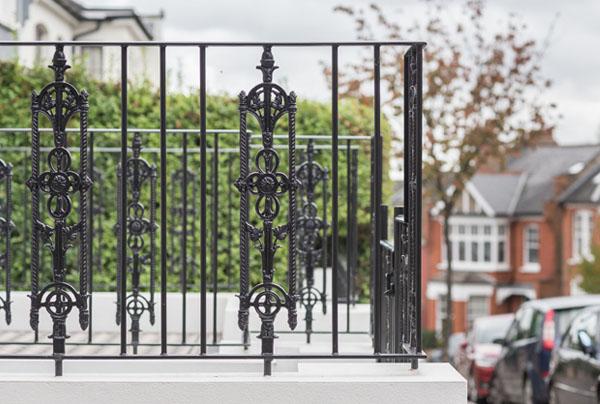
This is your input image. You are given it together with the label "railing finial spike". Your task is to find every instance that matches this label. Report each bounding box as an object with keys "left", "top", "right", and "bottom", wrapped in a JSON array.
[
  {"left": 257, "top": 45, "right": 278, "bottom": 83},
  {"left": 50, "top": 44, "right": 70, "bottom": 82}
]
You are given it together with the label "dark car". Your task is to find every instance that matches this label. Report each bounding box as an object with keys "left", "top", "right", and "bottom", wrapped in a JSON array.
[
  {"left": 490, "top": 295, "right": 600, "bottom": 404},
  {"left": 454, "top": 314, "right": 514, "bottom": 403},
  {"left": 548, "top": 305, "right": 600, "bottom": 404}
]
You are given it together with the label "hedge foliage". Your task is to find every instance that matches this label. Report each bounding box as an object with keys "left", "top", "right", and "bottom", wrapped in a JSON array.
[{"left": 0, "top": 59, "right": 391, "bottom": 300}]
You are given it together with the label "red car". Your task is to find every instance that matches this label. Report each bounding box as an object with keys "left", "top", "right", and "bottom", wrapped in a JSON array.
[{"left": 455, "top": 313, "right": 514, "bottom": 403}]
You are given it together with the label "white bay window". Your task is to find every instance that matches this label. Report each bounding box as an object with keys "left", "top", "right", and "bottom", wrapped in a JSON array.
[
  {"left": 441, "top": 218, "right": 509, "bottom": 271},
  {"left": 572, "top": 210, "right": 594, "bottom": 262}
]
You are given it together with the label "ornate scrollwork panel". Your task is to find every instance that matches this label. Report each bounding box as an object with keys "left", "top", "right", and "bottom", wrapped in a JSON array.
[
  {"left": 115, "top": 133, "right": 157, "bottom": 354},
  {"left": 28, "top": 45, "right": 91, "bottom": 355},
  {"left": 296, "top": 140, "right": 328, "bottom": 343},
  {"left": 235, "top": 46, "right": 298, "bottom": 374}
]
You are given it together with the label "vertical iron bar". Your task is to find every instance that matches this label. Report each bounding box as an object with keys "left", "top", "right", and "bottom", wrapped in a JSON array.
[
  {"left": 373, "top": 45, "right": 382, "bottom": 354},
  {"left": 322, "top": 166, "right": 328, "bottom": 315},
  {"left": 414, "top": 45, "right": 423, "bottom": 368},
  {"left": 181, "top": 132, "right": 188, "bottom": 344},
  {"left": 211, "top": 134, "right": 219, "bottom": 345},
  {"left": 119, "top": 45, "right": 128, "bottom": 355},
  {"left": 393, "top": 206, "right": 403, "bottom": 357},
  {"left": 350, "top": 149, "right": 358, "bottom": 306},
  {"left": 345, "top": 139, "right": 351, "bottom": 332},
  {"left": 331, "top": 45, "right": 339, "bottom": 354},
  {"left": 226, "top": 154, "right": 233, "bottom": 288},
  {"left": 159, "top": 45, "right": 168, "bottom": 355},
  {"left": 2, "top": 160, "right": 12, "bottom": 326},
  {"left": 199, "top": 45, "right": 208, "bottom": 355},
  {"left": 403, "top": 46, "right": 411, "bottom": 353},
  {"left": 88, "top": 130, "right": 94, "bottom": 344}
]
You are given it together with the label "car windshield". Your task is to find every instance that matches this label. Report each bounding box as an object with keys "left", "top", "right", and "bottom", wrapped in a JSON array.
[{"left": 474, "top": 316, "right": 513, "bottom": 343}]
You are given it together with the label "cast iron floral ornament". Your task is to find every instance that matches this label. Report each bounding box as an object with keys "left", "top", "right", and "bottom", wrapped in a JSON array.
[{"left": 236, "top": 46, "right": 299, "bottom": 375}]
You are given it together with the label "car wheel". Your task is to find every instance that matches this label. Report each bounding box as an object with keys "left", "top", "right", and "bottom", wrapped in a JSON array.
[{"left": 523, "top": 376, "right": 534, "bottom": 404}]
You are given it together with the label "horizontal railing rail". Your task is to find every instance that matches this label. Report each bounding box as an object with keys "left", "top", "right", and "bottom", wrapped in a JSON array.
[{"left": 0, "top": 40, "right": 424, "bottom": 376}]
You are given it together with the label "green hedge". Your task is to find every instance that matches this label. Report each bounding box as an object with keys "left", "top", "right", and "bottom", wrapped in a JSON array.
[{"left": 0, "top": 59, "right": 392, "bottom": 300}]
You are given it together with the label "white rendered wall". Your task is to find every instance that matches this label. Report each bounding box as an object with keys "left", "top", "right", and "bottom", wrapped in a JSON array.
[
  {"left": 0, "top": 0, "right": 18, "bottom": 30},
  {"left": 18, "top": 0, "right": 77, "bottom": 66},
  {"left": 9, "top": 0, "right": 160, "bottom": 86},
  {"left": 0, "top": 291, "right": 234, "bottom": 340},
  {"left": 0, "top": 361, "right": 467, "bottom": 404},
  {"left": 74, "top": 19, "right": 160, "bottom": 85}
]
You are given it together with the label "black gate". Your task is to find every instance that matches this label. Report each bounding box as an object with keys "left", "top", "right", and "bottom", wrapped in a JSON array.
[{"left": 0, "top": 40, "right": 425, "bottom": 377}]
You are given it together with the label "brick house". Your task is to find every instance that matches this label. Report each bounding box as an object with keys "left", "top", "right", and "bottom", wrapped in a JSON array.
[{"left": 422, "top": 142, "right": 600, "bottom": 335}]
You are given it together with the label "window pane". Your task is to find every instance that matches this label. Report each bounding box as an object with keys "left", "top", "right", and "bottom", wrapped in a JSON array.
[
  {"left": 458, "top": 225, "right": 466, "bottom": 235},
  {"left": 498, "top": 241, "right": 505, "bottom": 263},
  {"left": 498, "top": 224, "right": 506, "bottom": 236},
  {"left": 529, "top": 247, "right": 539, "bottom": 263},
  {"left": 471, "top": 225, "right": 478, "bottom": 235},
  {"left": 82, "top": 46, "right": 103, "bottom": 79},
  {"left": 484, "top": 242, "right": 491, "bottom": 262},
  {"left": 573, "top": 213, "right": 583, "bottom": 258},
  {"left": 531, "top": 311, "right": 543, "bottom": 338},
  {"left": 526, "top": 225, "right": 540, "bottom": 264},
  {"left": 471, "top": 242, "right": 478, "bottom": 262},
  {"left": 484, "top": 225, "right": 492, "bottom": 235},
  {"left": 517, "top": 308, "right": 534, "bottom": 339},
  {"left": 459, "top": 241, "right": 466, "bottom": 261}
]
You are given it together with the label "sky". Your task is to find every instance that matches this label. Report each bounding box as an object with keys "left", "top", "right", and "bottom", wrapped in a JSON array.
[{"left": 83, "top": 0, "right": 600, "bottom": 145}]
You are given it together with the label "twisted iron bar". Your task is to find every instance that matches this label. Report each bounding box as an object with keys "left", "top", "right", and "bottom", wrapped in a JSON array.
[
  {"left": 296, "top": 140, "right": 328, "bottom": 343},
  {"left": 0, "top": 159, "right": 14, "bottom": 324},
  {"left": 235, "top": 46, "right": 298, "bottom": 375},
  {"left": 115, "top": 132, "right": 157, "bottom": 354},
  {"left": 27, "top": 45, "right": 91, "bottom": 370}
]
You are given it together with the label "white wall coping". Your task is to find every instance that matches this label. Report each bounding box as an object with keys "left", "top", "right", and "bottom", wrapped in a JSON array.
[{"left": 0, "top": 361, "right": 466, "bottom": 404}]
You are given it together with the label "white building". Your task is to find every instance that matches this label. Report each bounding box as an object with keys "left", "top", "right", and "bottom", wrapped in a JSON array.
[{"left": 0, "top": 0, "right": 163, "bottom": 82}]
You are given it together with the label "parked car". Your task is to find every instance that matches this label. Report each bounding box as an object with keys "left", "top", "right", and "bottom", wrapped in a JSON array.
[
  {"left": 548, "top": 305, "right": 600, "bottom": 404},
  {"left": 454, "top": 314, "right": 514, "bottom": 403},
  {"left": 489, "top": 295, "right": 600, "bottom": 404}
]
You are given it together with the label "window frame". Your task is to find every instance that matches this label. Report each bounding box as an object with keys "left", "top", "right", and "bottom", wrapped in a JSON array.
[
  {"left": 81, "top": 45, "right": 104, "bottom": 80},
  {"left": 571, "top": 210, "right": 594, "bottom": 263},
  {"left": 440, "top": 217, "right": 510, "bottom": 272},
  {"left": 522, "top": 224, "right": 541, "bottom": 272}
]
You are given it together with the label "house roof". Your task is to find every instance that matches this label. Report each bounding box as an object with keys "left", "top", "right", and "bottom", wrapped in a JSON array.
[
  {"left": 469, "top": 173, "right": 523, "bottom": 216},
  {"left": 558, "top": 163, "right": 600, "bottom": 204},
  {"left": 469, "top": 145, "right": 600, "bottom": 216},
  {"left": 53, "top": 0, "right": 158, "bottom": 40}
]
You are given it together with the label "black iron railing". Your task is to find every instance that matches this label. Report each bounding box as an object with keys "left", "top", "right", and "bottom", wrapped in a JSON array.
[{"left": 0, "top": 41, "right": 425, "bottom": 376}]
